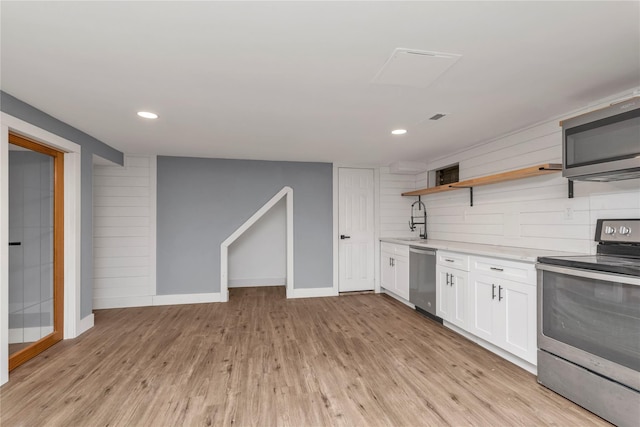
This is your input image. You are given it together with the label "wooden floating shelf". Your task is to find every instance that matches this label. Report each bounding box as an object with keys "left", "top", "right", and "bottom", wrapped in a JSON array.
[{"left": 402, "top": 163, "right": 563, "bottom": 198}]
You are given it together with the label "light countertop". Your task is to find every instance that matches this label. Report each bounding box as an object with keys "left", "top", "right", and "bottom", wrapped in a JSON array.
[{"left": 380, "top": 237, "right": 581, "bottom": 263}]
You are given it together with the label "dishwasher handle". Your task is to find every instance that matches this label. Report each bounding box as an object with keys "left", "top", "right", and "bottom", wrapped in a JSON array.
[{"left": 409, "top": 247, "right": 436, "bottom": 256}]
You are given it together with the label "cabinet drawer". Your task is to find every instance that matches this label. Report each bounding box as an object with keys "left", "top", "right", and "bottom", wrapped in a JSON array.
[
  {"left": 437, "top": 251, "right": 469, "bottom": 271},
  {"left": 470, "top": 256, "right": 535, "bottom": 285},
  {"left": 381, "top": 242, "right": 409, "bottom": 257}
]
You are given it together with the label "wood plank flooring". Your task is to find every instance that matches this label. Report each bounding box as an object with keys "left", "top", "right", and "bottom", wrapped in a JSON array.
[{"left": 1, "top": 287, "right": 609, "bottom": 426}]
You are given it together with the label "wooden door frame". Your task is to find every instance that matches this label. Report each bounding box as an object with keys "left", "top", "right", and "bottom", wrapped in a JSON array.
[
  {"left": 332, "top": 165, "right": 380, "bottom": 295},
  {"left": 7, "top": 133, "right": 64, "bottom": 371}
]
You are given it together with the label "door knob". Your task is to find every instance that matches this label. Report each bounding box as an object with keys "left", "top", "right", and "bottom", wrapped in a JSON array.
[{"left": 340, "top": 235, "right": 351, "bottom": 239}]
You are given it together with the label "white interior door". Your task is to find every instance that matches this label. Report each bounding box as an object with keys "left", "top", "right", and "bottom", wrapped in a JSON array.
[{"left": 338, "top": 168, "right": 374, "bottom": 292}]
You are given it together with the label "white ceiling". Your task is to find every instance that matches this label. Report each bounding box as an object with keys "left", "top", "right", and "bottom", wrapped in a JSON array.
[{"left": 2, "top": 1, "right": 639, "bottom": 166}]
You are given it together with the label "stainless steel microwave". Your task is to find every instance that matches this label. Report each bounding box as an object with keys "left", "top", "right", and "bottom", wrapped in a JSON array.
[{"left": 562, "top": 96, "right": 640, "bottom": 181}]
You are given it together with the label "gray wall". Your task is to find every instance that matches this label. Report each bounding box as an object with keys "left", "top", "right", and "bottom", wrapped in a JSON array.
[
  {"left": 157, "top": 157, "right": 333, "bottom": 294},
  {"left": 228, "top": 197, "right": 286, "bottom": 286},
  {"left": 1, "top": 91, "right": 124, "bottom": 317}
]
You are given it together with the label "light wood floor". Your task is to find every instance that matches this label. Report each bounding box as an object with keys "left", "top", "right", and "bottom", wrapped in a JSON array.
[{"left": 1, "top": 287, "right": 609, "bottom": 426}]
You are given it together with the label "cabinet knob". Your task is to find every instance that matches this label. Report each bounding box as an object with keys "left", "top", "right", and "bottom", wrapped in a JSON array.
[{"left": 619, "top": 226, "right": 631, "bottom": 236}]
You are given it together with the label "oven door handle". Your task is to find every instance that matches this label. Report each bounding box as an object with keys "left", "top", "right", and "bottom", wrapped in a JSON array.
[{"left": 536, "top": 263, "right": 640, "bottom": 286}]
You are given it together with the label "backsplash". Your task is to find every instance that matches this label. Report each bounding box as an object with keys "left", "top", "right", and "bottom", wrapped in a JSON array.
[{"left": 379, "top": 169, "right": 420, "bottom": 239}]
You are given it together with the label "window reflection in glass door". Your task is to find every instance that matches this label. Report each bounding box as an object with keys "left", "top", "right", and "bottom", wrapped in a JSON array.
[{"left": 8, "top": 133, "right": 64, "bottom": 370}]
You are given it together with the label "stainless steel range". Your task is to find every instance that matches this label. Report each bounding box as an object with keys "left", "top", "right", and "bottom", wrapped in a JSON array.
[{"left": 537, "top": 219, "right": 640, "bottom": 427}]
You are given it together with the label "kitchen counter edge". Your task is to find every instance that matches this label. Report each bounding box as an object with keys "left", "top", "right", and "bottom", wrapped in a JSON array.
[{"left": 379, "top": 238, "right": 580, "bottom": 263}]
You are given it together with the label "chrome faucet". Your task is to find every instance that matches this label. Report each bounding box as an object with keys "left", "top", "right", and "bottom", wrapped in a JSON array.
[{"left": 409, "top": 197, "right": 427, "bottom": 239}]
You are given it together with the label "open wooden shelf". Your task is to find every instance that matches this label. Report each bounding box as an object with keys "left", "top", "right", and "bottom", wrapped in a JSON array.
[{"left": 402, "top": 163, "right": 562, "bottom": 199}]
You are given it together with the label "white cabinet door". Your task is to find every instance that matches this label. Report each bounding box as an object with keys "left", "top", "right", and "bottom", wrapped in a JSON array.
[
  {"left": 394, "top": 255, "right": 410, "bottom": 300},
  {"left": 437, "top": 265, "right": 467, "bottom": 329},
  {"left": 380, "top": 250, "right": 395, "bottom": 293},
  {"left": 500, "top": 279, "right": 536, "bottom": 364},
  {"left": 437, "top": 268, "right": 451, "bottom": 320},
  {"left": 468, "top": 273, "right": 537, "bottom": 365},
  {"left": 449, "top": 270, "right": 467, "bottom": 330},
  {"left": 468, "top": 275, "right": 499, "bottom": 343}
]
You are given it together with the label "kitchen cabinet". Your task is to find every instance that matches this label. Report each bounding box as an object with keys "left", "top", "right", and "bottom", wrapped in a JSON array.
[
  {"left": 380, "top": 243, "right": 409, "bottom": 300},
  {"left": 436, "top": 251, "right": 469, "bottom": 330},
  {"left": 468, "top": 256, "right": 537, "bottom": 364}
]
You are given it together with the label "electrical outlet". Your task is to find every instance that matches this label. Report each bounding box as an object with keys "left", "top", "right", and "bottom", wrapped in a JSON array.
[{"left": 564, "top": 207, "right": 574, "bottom": 220}]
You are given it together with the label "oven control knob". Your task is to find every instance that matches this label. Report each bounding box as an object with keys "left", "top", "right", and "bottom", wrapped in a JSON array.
[
  {"left": 604, "top": 226, "right": 616, "bottom": 235},
  {"left": 619, "top": 226, "right": 631, "bottom": 236}
]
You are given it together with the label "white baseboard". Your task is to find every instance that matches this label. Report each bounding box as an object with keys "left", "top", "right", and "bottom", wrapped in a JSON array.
[
  {"left": 93, "top": 296, "right": 154, "bottom": 309},
  {"left": 289, "top": 286, "right": 338, "bottom": 299},
  {"left": 94, "top": 293, "right": 221, "bottom": 309},
  {"left": 228, "top": 277, "right": 286, "bottom": 288},
  {"left": 152, "top": 292, "right": 221, "bottom": 306},
  {"left": 78, "top": 313, "right": 94, "bottom": 335},
  {"left": 93, "top": 287, "right": 337, "bottom": 308}
]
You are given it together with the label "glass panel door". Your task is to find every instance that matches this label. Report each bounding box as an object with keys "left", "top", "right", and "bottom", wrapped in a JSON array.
[{"left": 8, "top": 133, "right": 64, "bottom": 370}]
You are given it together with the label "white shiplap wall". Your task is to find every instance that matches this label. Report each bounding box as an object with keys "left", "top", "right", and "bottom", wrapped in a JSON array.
[
  {"left": 93, "top": 155, "right": 156, "bottom": 308},
  {"left": 415, "top": 92, "right": 640, "bottom": 254},
  {"left": 379, "top": 167, "right": 421, "bottom": 238}
]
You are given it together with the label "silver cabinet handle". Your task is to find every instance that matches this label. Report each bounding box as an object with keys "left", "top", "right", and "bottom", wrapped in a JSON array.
[
  {"left": 446, "top": 273, "right": 454, "bottom": 286},
  {"left": 492, "top": 284, "right": 496, "bottom": 300},
  {"left": 498, "top": 285, "right": 503, "bottom": 301},
  {"left": 445, "top": 258, "right": 455, "bottom": 263},
  {"left": 391, "top": 258, "right": 395, "bottom": 267},
  {"left": 490, "top": 267, "right": 504, "bottom": 272}
]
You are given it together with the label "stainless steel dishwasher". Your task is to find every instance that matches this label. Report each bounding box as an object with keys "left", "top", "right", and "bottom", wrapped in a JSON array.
[{"left": 409, "top": 247, "right": 441, "bottom": 322}]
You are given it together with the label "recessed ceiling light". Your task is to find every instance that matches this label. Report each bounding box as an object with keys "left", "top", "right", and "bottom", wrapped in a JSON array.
[
  {"left": 137, "top": 111, "right": 158, "bottom": 119},
  {"left": 391, "top": 129, "right": 407, "bottom": 135}
]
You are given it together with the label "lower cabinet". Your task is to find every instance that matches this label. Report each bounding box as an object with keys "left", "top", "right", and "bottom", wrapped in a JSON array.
[
  {"left": 380, "top": 244, "right": 538, "bottom": 368},
  {"left": 436, "top": 251, "right": 469, "bottom": 329},
  {"left": 468, "top": 258, "right": 537, "bottom": 365},
  {"left": 380, "top": 243, "right": 409, "bottom": 300},
  {"left": 436, "top": 266, "right": 467, "bottom": 330}
]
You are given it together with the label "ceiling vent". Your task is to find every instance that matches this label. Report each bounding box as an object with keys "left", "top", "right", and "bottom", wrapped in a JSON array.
[{"left": 371, "top": 48, "right": 462, "bottom": 88}]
